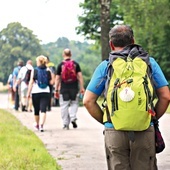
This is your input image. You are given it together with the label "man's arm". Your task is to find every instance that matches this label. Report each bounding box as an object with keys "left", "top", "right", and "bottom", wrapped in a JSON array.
[
  {"left": 13, "top": 78, "right": 21, "bottom": 92},
  {"left": 55, "top": 75, "right": 61, "bottom": 90},
  {"left": 27, "top": 69, "right": 34, "bottom": 98},
  {"left": 154, "top": 86, "right": 170, "bottom": 119},
  {"left": 54, "top": 75, "right": 61, "bottom": 99},
  {"left": 47, "top": 68, "right": 55, "bottom": 85},
  {"left": 77, "top": 72, "right": 85, "bottom": 94},
  {"left": 83, "top": 90, "right": 104, "bottom": 124}
]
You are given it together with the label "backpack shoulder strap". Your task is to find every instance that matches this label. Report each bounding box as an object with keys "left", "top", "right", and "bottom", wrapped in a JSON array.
[{"left": 34, "top": 67, "right": 40, "bottom": 80}]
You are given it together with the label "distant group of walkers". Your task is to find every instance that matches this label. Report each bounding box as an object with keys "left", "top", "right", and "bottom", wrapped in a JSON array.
[{"left": 7, "top": 49, "right": 85, "bottom": 132}]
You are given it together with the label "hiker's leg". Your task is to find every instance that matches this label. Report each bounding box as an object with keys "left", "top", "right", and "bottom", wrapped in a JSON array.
[
  {"left": 27, "top": 95, "right": 33, "bottom": 112},
  {"left": 104, "top": 128, "right": 131, "bottom": 170},
  {"left": 69, "top": 90, "right": 79, "bottom": 122},
  {"left": 47, "top": 85, "right": 53, "bottom": 111},
  {"left": 35, "top": 115, "right": 40, "bottom": 126},
  {"left": 59, "top": 94, "right": 70, "bottom": 126},
  {"left": 20, "top": 87, "right": 27, "bottom": 111},
  {"left": 131, "top": 126, "right": 157, "bottom": 170},
  {"left": 69, "top": 94, "right": 79, "bottom": 122},
  {"left": 40, "top": 112, "right": 46, "bottom": 128},
  {"left": 14, "top": 87, "right": 19, "bottom": 110},
  {"left": 32, "top": 94, "right": 40, "bottom": 127},
  {"left": 11, "top": 88, "right": 15, "bottom": 102},
  {"left": 39, "top": 93, "right": 49, "bottom": 126}
]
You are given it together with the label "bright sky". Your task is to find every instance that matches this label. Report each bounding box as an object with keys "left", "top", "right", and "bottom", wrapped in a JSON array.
[{"left": 0, "top": 0, "right": 84, "bottom": 44}]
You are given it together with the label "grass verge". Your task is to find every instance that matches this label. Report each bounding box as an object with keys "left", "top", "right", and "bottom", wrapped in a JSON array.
[
  {"left": 166, "top": 106, "right": 170, "bottom": 113},
  {"left": 0, "top": 109, "right": 61, "bottom": 170}
]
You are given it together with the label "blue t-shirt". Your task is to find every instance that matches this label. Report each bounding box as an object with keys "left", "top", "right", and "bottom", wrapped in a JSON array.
[
  {"left": 12, "top": 66, "right": 22, "bottom": 87},
  {"left": 12, "top": 66, "right": 21, "bottom": 78},
  {"left": 86, "top": 57, "right": 169, "bottom": 128}
]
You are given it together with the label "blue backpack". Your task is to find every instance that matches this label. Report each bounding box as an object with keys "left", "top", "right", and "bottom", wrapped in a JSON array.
[{"left": 36, "top": 67, "right": 49, "bottom": 88}]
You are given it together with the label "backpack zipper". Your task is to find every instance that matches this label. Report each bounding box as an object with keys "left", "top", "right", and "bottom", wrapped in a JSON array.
[
  {"left": 143, "top": 75, "right": 150, "bottom": 111},
  {"left": 111, "top": 78, "right": 119, "bottom": 116}
]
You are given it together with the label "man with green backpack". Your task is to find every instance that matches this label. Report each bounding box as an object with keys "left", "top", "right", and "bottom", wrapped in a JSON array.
[{"left": 83, "top": 25, "right": 170, "bottom": 170}]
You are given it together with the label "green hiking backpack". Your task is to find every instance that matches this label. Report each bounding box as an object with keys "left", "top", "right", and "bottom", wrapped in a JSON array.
[{"left": 103, "top": 44, "right": 156, "bottom": 131}]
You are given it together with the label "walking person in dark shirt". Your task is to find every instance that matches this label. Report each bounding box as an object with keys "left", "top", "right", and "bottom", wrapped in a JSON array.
[{"left": 55, "top": 48, "right": 85, "bottom": 130}]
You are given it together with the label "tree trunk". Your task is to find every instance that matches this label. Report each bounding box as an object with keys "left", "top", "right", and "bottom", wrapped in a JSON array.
[{"left": 100, "top": 0, "right": 111, "bottom": 60}]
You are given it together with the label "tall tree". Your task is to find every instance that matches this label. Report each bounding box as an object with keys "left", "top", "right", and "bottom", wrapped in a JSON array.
[
  {"left": 0, "top": 22, "right": 43, "bottom": 84},
  {"left": 100, "top": 0, "right": 111, "bottom": 60},
  {"left": 77, "top": 0, "right": 170, "bottom": 81},
  {"left": 120, "top": 0, "right": 170, "bottom": 81},
  {"left": 76, "top": 0, "right": 123, "bottom": 60}
]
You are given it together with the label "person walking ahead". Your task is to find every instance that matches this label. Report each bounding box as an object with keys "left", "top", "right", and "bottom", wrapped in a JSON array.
[
  {"left": 55, "top": 48, "right": 84, "bottom": 130},
  {"left": 27, "top": 55, "right": 53, "bottom": 132},
  {"left": 12, "top": 60, "right": 24, "bottom": 111},
  {"left": 83, "top": 25, "right": 170, "bottom": 170},
  {"left": 13, "top": 60, "right": 33, "bottom": 112}
]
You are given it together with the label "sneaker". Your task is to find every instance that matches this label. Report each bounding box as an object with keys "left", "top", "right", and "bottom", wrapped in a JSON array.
[
  {"left": 47, "top": 107, "right": 51, "bottom": 111},
  {"left": 71, "top": 119, "right": 77, "bottom": 128},
  {"left": 21, "top": 105, "right": 25, "bottom": 112},
  {"left": 40, "top": 125, "right": 44, "bottom": 132},
  {"left": 33, "top": 123, "right": 39, "bottom": 131},
  {"left": 63, "top": 125, "right": 69, "bottom": 130},
  {"left": 21, "top": 105, "right": 28, "bottom": 112}
]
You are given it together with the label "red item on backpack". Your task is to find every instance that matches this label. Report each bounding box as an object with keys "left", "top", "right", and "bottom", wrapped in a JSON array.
[{"left": 61, "top": 60, "right": 77, "bottom": 83}]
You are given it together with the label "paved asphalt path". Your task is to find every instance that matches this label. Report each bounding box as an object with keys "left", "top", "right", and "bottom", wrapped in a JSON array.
[{"left": 0, "top": 93, "right": 170, "bottom": 170}]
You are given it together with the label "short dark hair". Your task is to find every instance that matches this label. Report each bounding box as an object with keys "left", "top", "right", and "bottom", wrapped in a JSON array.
[
  {"left": 109, "top": 25, "right": 134, "bottom": 47},
  {"left": 46, "top": 56, "right": 50, "bottom": 61},
  {"left": 18, "top": 60, "right": 24, "bottom": 67}
]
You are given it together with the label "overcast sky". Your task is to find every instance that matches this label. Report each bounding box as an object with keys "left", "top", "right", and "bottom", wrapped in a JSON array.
[{"left": 0, "top": 0, "right": 84, "bottom": 43}]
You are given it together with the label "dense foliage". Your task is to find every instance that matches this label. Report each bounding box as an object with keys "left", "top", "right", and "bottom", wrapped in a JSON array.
[
  {"left": 42, "top": 38, "right": 101, "bottom": 88},
  {"left": 0, "top": 0, "right": 170, "bottom": 85},
  {"left": 76, "top": 0, "right": 170, "bottom": 82},
  {"left": 76, "top": 0, "right": 123, "bottom": 60},
  {"left": 0, "top": 22, "right": 44, "bottom": 83},
  {"left": 120, "top": 0, "right": 170, "bottom": 82},
  {"left": 0, "top": 23, "right": 101, "bottom": 87}
]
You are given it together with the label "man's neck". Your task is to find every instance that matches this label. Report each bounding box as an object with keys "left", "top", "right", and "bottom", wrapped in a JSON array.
[
  {"left": 64, "top": 56, "right": 71, "bottom": 60},
  {"left": 114, "top": 47, "right": 124, "bottom": 51}
]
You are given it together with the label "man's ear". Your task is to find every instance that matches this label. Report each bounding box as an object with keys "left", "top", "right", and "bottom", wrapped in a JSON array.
[
  {"left": 132, "top": 38, "right": 135, "bottom": 44},
  {"left": 109, "top": 41, "right": 115, "bottom": 51}
]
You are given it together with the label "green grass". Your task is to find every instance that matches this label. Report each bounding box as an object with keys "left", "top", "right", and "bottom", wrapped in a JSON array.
[
  {"left": 0, "top": 109, "right": 61, "bottom": 170},
  {"left": 166, "top": 105, "right": 170, "bottom": 113}
]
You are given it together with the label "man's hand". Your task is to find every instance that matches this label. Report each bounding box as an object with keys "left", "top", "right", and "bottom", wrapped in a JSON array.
[
  {"left": 54, "top": 91, "right": 59, "bottom": 99},
  {"left": 13, "top": 86, "right": 17, "bottom": 92}
]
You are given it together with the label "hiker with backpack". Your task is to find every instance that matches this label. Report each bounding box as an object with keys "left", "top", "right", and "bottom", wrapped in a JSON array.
[
  {"left": 13, "top": 60, "right": 33, "bottom": 112},
  {"left": 83, "top": 25, "right": 170, "bottom": 170},
  {"left": 54, "top": 48, "right": 85, "bottom": 130},
  {"left": 12, "top": 60, "right": 24, "bottom": 111},
  {"left": 27, "top": 55, "right": 54, "bottom": 132}
]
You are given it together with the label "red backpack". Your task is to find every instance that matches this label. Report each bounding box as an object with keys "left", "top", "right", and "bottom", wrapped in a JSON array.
[{"left": 61, "top": 60, "right": 77, "bottom": 83}]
